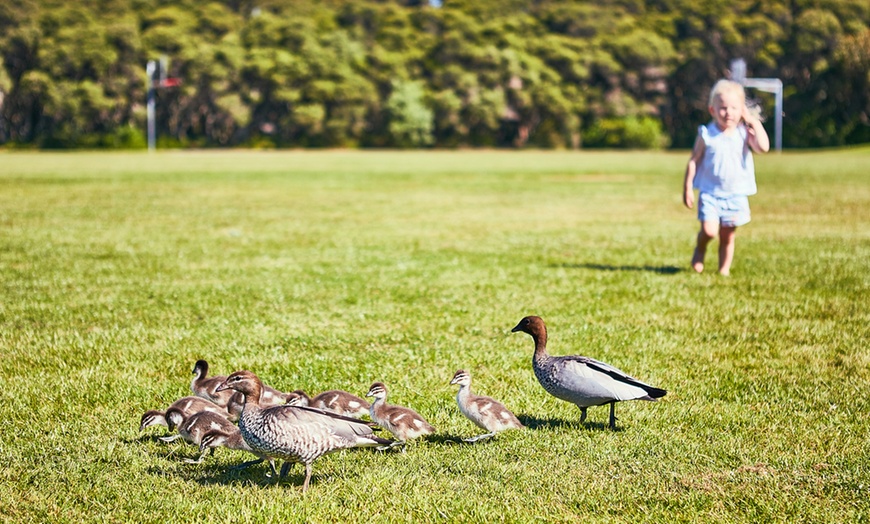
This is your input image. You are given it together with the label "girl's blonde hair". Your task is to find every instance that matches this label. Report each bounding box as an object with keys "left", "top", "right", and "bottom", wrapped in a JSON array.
[{"left": 709, "top": 79, "right": 763, "bottom": 121}]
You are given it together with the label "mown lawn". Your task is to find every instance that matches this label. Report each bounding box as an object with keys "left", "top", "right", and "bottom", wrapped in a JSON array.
[{"left": 0, "top": 148, "right": 868, "bottom": 523}]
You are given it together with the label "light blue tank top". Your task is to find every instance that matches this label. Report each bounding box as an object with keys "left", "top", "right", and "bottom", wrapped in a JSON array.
[{"left": 693, "top": 122, "right": 757, "bottom": 197}]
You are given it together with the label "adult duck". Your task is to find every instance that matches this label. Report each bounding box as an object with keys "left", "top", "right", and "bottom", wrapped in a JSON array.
[{"left": 511, "top": 315, "right": 666, "bottom": 429}]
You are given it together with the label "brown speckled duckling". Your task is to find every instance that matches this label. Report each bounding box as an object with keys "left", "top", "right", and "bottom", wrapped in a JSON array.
[
  {"left": 199, "top": 427, "right": 278, "bottom": 474},
  {"left": 191, "top": 360, "right": 235, "bottom": 407},
  {"left": 216, "top": 370, "right": 392, "bottom": 492},
  {"left": 169, "top": 411, "right": 239, "bottom": 463},
  {"left": 450, "top": 369, "right": 524, "bottom": 442},
  {"left": 511, "top": 315, "right": 666, "bottom": 429},
  {"left": 285, "top": 389, "right": 371, "bottom": 418},
  {"left": 139, "top": 396, "right": 227, "bottom": 433},
  {"left": 366, "top": 382, "right": 435, "bottom": 446}
]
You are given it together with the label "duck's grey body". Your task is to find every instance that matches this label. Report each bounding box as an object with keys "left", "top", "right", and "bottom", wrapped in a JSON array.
[
  {"left": 533, "top": 355, "right": 660, "bottom": 408},
  {"left": 216, "top": 370, "right": 392, "bottom": 492},
  {"left": 512, "top": 316, "right": 666, "bottom": 429}
]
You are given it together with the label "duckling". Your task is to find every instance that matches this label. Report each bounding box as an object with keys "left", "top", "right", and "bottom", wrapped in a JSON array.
[
  {"left": 450, "top": 369, "right": 524, "bottom": 442},
  {"left": 139, "top": 396, "right": 227, "bottom": 433},
  {"left": 285, "top": 389, "right": 371, "bottom": 418},
  {"left": 191, "top": 360, "right": 235, "bottom": 407},
  {"left": 366, "top": 382, "right": 436, "bottom": 447},
  {"left": 511, "top": 315, "right": 666, "bottom": 429},
  {"left": 159, "top": 404, "right": 233, "bottom": 443},
  {"left": 169, "top": 411, "right": 239, "bottom": 463},
  {"left": 198, "top": 428, "right": 278, "bottom": 474},
  {"left": 191, "top": 360, "right": 289, "bottom": 409},
  {"left": 215, "top": 370, "right": 393, "bottom": 493}
]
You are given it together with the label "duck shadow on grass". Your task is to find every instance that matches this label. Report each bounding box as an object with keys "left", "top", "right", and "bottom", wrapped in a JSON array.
[
  {"left": 517, "top": 414, "right": 623, "bottom": 433},
  {"left": 554, "top": 262, "right": 682, "bottom": 275},
  {"left": 192, "top": 464, "right": 306, "bottom": 488},
  {"left": 425, "top": 433, "right": 497, "bottom": 446},
  {"left": 148, "top": 462, "right": 292, "bottom": 488}
]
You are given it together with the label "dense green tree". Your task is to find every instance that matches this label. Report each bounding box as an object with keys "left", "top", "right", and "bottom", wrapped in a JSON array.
[{"left": 0, "top": 0, "right": 867, "bottom": 149}]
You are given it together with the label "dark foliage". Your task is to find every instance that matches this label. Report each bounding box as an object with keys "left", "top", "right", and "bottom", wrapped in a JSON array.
[{"left": 0, "top": 0, "right": 867, "bottom": 148}]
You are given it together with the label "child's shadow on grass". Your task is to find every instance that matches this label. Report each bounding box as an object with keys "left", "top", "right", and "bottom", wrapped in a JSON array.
[{"left": 555, "top": 262, "right": 682, "bottom": 275}]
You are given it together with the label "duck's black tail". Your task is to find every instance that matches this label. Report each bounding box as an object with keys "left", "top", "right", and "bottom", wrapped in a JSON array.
[{"left": 641, "top": 385, "right": 667, "bottom": 400}]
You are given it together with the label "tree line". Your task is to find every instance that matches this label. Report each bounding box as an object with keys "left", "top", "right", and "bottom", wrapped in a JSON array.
[{"left": 1, "top": 0, "right": 868, "bottom": 149}]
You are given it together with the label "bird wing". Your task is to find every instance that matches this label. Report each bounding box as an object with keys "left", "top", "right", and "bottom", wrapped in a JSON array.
[
  {"left": 467, "top": 395, "right": 504, "bottom": 418},
  {"left": 466, "top": 395, "right": 521, "bottom": 429},
  {"left": 261, "top": 405, "right": 381, "bottom": 439},
  {"left": 567, "top": 356, "right": 666, "bottom": 399}
]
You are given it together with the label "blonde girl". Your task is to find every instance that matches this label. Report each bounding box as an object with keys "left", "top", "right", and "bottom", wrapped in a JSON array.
[{"left": 683, "top": 79, "right": 770, "bottom": 276}]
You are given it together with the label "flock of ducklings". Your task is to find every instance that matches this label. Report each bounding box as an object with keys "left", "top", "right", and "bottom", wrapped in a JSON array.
[{"left": 139, "top": 316, "right": 667, "bottom": 492}]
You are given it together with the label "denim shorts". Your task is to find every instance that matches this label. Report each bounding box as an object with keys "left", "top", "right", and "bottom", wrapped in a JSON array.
[{"left": 698, "top": 192, "right": 751, "bottom": 227}]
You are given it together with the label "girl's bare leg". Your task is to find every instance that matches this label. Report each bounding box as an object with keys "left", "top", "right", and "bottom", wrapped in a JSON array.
[
  {"left": 692, "top": 221, "right": 719, "bottom": 273},
  {"left": 718, "top": 225, "right": 737, "bottom": 276}
]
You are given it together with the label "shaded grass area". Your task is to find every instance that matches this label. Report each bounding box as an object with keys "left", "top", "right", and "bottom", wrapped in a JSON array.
[{"left": 0, "top": 149, "right": 868, "bottom": 523}]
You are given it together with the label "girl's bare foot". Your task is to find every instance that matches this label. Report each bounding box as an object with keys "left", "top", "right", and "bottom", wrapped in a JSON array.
[{"left": 691, "top": 248, "right": 704, "bottom": 273}]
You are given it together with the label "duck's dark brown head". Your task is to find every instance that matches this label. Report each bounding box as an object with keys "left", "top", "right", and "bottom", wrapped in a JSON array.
[
  {"left": 216, "top": 370, "right": 263, "bottom": 403},
  {"left": 511, "top": 316, "right": 546, "bottom": 336},
  {"left": 512, "top": 316, "right": 549, "bottom": 355}
]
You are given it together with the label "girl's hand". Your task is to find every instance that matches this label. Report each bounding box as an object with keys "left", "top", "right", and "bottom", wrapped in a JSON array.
[
  {"left": 683, "top": 187, "right": 694, "bottom": 209},
  {"left": 741, "top": 104, "right": 756, "bottom": 127},
  {"left": 741, "top": 104, "right": 771, "bottom": 152}
]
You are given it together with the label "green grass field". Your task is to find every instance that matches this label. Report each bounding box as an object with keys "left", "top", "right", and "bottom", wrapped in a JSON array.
[{"left": 1, "top": 148, "right": 868, "bottom": 523}]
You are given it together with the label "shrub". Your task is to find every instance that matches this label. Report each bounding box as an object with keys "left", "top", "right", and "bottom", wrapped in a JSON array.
[{"left": 583, "top": 116, "right": 671, "bottom": 149}]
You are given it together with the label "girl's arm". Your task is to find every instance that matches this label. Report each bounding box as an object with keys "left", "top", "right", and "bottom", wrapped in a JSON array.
[
  {"left": 742, "top": 106, "right": 770, "bottom": 153},
  {"left": 683, "top": 135, "right": 705, "bottom": 209}
]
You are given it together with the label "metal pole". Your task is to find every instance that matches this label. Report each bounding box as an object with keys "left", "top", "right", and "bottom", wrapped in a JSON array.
[
  {"left": 146, "top": 60, "right": 156, "bottom": 152},
  {"left": 774, "top": 79, "right": 783, "bottom": 152}
]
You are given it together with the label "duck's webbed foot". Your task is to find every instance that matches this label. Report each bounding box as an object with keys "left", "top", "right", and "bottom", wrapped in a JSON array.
[
  {"left": 462, "top": 433, "right": 495, "bottom": 443},
  {"left": 378, "top": 440, "right": 406, "bottom": 451},
  {"left": 182, "top": 451, "right": 208, "bottom": 464}
]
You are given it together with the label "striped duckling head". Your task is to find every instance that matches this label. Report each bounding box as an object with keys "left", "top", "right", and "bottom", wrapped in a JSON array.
[
  {"left": 365, "top": 382, "right": 388, "bottom": 401},
  {"left": 285, "top": 390, "right": 311, "bottom": 407},
  {"left": 139, "top": 410, "right": 167, "bottom": 432},
  {"left": 449, "top": 370, "right": 472, "bottom": 388}
]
